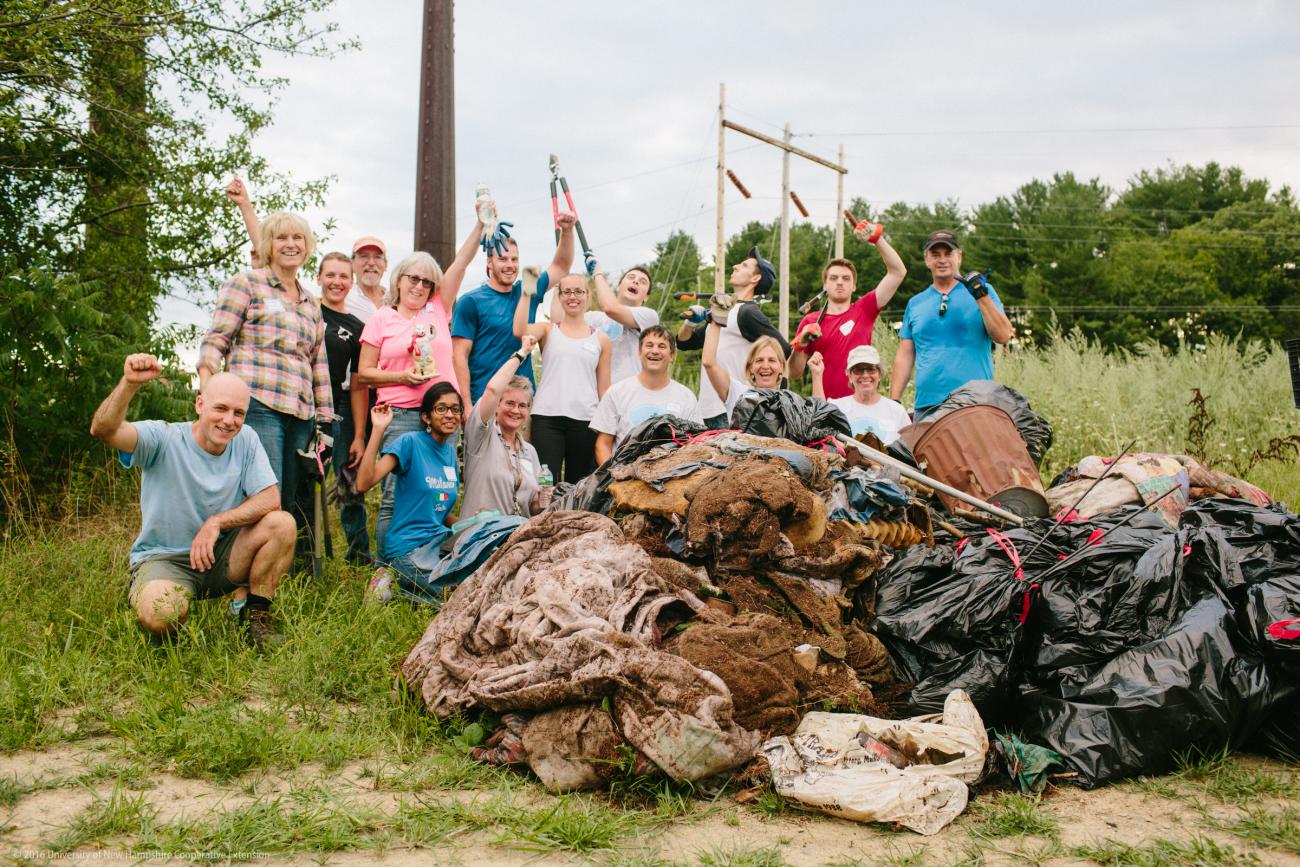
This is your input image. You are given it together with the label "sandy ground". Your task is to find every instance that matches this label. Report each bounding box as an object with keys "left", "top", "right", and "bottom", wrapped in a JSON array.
[{"left": 2, "top": 741, "right": 1296, "bottom": 866}]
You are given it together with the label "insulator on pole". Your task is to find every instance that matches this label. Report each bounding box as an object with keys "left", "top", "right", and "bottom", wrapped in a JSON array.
[
  {"left": 726, "top": 169, "right": 752, "bottom": 199},
  {"left": 790, "top": 190, "right": 810, "bottom": 218}
]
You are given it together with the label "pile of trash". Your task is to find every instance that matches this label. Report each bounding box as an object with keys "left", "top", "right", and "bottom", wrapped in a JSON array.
[
  {"left": 401, "top": 415, "right": 930, "bottom": 792},
  {"left": 396, "top": 389, "right": 1299, "bottom": 834}
]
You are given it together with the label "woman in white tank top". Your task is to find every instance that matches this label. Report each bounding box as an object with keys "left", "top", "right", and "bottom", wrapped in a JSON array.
[{"left": 514, "top": 273, "right": 611, "bottom": 483}]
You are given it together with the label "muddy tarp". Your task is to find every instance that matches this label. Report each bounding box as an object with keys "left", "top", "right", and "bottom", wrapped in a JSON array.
[
  {"left": 551, "top": 416, "right": 707, "bottom": 515},
  {"left": 400, "top": 511, "right": 762, "bottom": 789},
  {"left": 870, "top": 500, "right": 1300, "bottom": 786}
]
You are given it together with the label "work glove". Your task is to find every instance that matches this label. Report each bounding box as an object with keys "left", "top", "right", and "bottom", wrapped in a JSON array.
[
  {"left": 958, "top": 270, "right": 990, "bottom": 300},
  {"left": 852, "top": 219, "right": 885, "bottom": 244},
  {"left": 584, "top": 251, "right": 599, "bottom": 276},
  {"left": 680, "top": 304, "right": 708, "bottom": 325},
  {"left": 709, "top": 293, "right": 735, "bottom": 326}
]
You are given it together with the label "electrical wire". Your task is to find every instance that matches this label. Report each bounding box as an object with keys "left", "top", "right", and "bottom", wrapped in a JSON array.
[{"left": 799, "top": 123, "right": 1300, "bottom": 138}]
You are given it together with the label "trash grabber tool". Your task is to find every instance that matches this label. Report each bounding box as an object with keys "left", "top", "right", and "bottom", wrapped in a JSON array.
[{"left": 549, "top": 153, "right": 592, "bottom": 256}]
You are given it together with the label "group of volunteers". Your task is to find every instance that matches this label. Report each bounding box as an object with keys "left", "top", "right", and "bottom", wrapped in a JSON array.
[{"left": 91, "top": 177, "right": 1011, "bottom": 646}]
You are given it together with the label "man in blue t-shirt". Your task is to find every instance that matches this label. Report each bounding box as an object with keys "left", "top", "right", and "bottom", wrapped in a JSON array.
[
  {"left": 891, "top": 231, "right": 1014, "bottom": 420},
  {"left": 451, "top": 208, "right": 577, "bottom": 405},
  {"left": 90, "top": 354, "right": 296, "bottom": 647}
]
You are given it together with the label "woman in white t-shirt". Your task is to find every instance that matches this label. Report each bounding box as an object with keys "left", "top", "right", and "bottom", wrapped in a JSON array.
[
  {"left": 514, "top": 273, "right": 611, "bottom": 484},
  {"left": 811, "top": 344, "right": 912, "bottom": 444},
  {"left": 700, "top": 321, "right": 788, "bottom": 422}
]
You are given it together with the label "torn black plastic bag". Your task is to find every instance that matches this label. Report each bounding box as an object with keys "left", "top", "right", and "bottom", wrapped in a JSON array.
[
  {"left": 729, "top": 388, "right": 851, "bottom": 445},
  {"left": 923, "top": 381, "right": 1053, "bottom": 465},
  {"left": 550, "top": 415, "right": 706, "bottom": 515}
]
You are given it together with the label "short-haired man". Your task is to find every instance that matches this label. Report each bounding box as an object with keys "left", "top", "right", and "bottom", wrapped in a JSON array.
[
  {"left": 452, "top": 208, "right": 576, "bottom": 404},
  {"left": 891, "top": 231, "right": 1013, "bottom": 419},
  {"left": 345, "top": 236, "right": 389, "bottom": 323},
  {"left": 788, "top": 230, "right": 907, "bottom": 398},
  {"left": 678, "top": 246, "right": 790, "bottom": 427},
  {"left": 90, "top": 355, "right": 296, "bottom": 647},
  {"left": 810, "top": 345, "right": 912, "bottom": 445},
  {"left": 586, "top": 263, "right": 659, "bottom": 384},
  {"left": 590, "top": 325, "right": 700, "bottom": 463}
]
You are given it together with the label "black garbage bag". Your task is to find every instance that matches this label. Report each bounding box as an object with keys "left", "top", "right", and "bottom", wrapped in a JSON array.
[
  {"left": 550, "top": 415, "right": 706, "bottom": 514},
  {"left": 729, "top": 388, "right": 850, "bottom": 445},
  {"left": 869, "top": 518, "right": 1062, "bottom": 720},
  {"left": 925, "top": 381, "right": 1053, "bottom": 465},
  {"left": 1018, "top": 500, "right": 1300, "bottom": 785}
]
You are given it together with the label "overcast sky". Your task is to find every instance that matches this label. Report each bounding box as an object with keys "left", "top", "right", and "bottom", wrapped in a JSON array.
[{"left": 165, "top": 0, "right": 1300, "bottom": 334}]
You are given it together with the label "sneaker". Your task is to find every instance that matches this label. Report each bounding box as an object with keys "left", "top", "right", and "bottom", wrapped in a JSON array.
[
  {"left": 366, "top": 567, "right": 394, "bottom": 605},
  {"left": 227, "top": 597, "right": 247, "bottom": 621},
  {"left": 240, "top": 606, "right": 286, "bottom": 649}
]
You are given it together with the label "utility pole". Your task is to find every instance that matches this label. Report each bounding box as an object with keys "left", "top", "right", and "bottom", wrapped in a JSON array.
[
  {"left": 715, "top": 83, "right": 727, "bottom": 295},
  {"left": 414, "top": 0, "right": 455, "bottom": 267},
  {"left": 717, "top": 114, "right": 847, "bottom": 337},
  {"left": 779, "top": 123, "right": 792, "bottom": 336},
  {"left": 834, "top": 143, "right": 846, "bottom": 257}
]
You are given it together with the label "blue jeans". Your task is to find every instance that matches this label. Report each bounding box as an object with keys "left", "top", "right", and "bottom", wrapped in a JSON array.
[
  {"left": 386, "top": 532, "right": 456, "bottom": 606},
  {"left": 332, "top": 409, "right": 370, "bottom": 564},
  {"left": 374, "top": 407, "right": 424, "bottom": 556},
  {"left": 243, "top": 398, "right": 313, "bottom": 516}
]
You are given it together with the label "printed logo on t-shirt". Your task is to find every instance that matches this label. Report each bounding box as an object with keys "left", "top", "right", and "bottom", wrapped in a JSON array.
[
  {"left": 628, "top": 403, "right": 681, "bottom": 428},
  {"left": 838, "top": 319, "right": 856, "bottom": 336},
  {"left": 424, "top": 475, "right": 457, "bottom": 490},
  {"left": 594, "top": 319, "right": 623, "bottom": 342},
  {"left": 336, "top": 326, "right": 354, "bottom": 342}
]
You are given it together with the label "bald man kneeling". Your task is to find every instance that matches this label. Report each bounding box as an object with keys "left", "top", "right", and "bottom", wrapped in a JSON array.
[{"left": 91, "top": 355, "right": 294, "bottom": 648}]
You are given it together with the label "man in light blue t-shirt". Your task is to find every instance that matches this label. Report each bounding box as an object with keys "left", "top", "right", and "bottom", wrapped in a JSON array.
[
  {"left": 451, "top": 207, "right": 577, "bottom": 404},
  {"left": 891, "top": 231, "right": 1014, "bottom": 420},
  {"left": 90, "top": 354, "right": 296, "bottom": 647}
]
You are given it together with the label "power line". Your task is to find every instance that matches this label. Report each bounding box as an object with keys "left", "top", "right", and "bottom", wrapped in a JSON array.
[{"left": 800, "top": 123, "right": 1300, "bottom": 138}]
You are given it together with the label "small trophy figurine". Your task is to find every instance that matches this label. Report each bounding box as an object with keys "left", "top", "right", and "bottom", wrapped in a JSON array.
[{"left": 410, "top": 323, "right": 439, "bottom": 378}]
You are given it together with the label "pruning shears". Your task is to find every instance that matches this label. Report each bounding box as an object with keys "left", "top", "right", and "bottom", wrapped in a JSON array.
[{"left": 549, "top": 154, "right": 592, "bottom": 256}]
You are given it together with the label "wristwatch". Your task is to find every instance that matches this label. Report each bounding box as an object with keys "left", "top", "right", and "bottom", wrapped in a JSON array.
[{"left": 512, "top": 350, "right": 529, "bottom": 363}]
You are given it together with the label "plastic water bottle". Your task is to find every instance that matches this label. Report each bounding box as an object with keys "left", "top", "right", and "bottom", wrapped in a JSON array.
[
  {"left": 537, "top": 464, "right": 554, "bottom": 488},
  {"left": 474, "top": 184, "right": 496, "bottom": 224}
]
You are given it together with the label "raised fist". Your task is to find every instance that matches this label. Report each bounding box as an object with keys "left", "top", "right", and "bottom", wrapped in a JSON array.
[{"left": 123, "top": 353, "right": 162, "bottom": 385}]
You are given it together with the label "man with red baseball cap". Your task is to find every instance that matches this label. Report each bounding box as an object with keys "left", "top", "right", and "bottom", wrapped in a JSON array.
[{"left": 345, "top": 236, "right": 388, "bottom": 323}]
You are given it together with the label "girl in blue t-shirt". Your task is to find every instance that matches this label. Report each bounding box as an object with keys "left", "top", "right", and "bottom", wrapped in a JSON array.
[{"left": 356, "top": 381, "right": 461, "bottom": 603}]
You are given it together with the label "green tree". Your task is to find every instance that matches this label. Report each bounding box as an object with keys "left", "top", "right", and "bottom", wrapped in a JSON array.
[
  {"left": 1112, "top": 161, "right": 1271, "bottom": 233},
  {"left": 0, "top": 0, "right": 346, "bottom": 521}
]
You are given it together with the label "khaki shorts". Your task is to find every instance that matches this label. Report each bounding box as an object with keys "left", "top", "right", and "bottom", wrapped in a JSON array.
[{"left": 128, "top": 529, "right": 244, "bottom": 602}]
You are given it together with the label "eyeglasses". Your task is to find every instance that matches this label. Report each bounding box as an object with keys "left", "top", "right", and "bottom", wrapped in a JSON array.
[
  {"left": 558, "top": 288, "right": 587, "bottom": 297},
  {"left": 430, "top": 403, "right": 462, "bottom": 415},
  {"left": 939, "top": 297, "right": 949, "bottom": 317},
  {"left": 354, "top": 252, "right": 386, "bottom": 261},
  {"left": 404, "top": 274, "right": 437, "bottom": 290}
]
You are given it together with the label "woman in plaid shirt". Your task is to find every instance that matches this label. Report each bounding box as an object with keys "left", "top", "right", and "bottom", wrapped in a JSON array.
[{"left": 199, "top": 211, "right": 333, "bottom": 540}]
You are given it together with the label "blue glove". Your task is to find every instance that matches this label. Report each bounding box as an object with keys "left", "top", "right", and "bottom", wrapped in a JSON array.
[
  {"left": 681, "top": 304, "right": 708, "bottom": 325},
  {"left": 482, "top": 222, "right": 514, "bottom": 257},
  {"left": 584, "top": 251, "right": 598, "bottom": 276}
]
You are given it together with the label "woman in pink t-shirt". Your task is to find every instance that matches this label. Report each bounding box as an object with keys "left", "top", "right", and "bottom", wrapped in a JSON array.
[{"left": 358, "top": 251, "right": 457, "bottom": 552}]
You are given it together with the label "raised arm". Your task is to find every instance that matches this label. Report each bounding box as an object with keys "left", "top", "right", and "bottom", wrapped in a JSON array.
[
  {"left": 90, "top": 353, "right": 162, "bottom": 452},
  {"left": 355, "top": 403, "right": 401, "bottom": 493},
  {"left": 545, "top": 210, "right": 577, "bottom": 287},
  {"left": 807, "top": 352, "right": 827, "bottom": 399},
  {"left": 700, "top": 322, "right": 732, "bottom": 403},
  {"left": 438, "top": 215, "right": 485, "bottom": 313},
  {"left": 588, "top": 257, "right": 638, "bottom": 328},
  {"left": 477, "top": 335, "right": 536, "bottom": 424},
  {"left": 736, "top": 303, "right": 792, "bottom": 357},
  {"left": 869, "top": 236, "right": 907, "bottom": 309},
  {"left": 226, "top": 177, "right": 261, "bottom": 268},
  {"left": 514, "top": 281, "right": 549, "bottom": 341}
]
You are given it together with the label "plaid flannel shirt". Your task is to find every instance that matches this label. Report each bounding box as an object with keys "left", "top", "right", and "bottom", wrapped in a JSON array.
[{"left": 199, "top": 269, "right": 335, "bottom": 421}]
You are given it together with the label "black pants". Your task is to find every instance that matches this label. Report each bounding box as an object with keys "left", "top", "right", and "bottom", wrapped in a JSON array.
[{"left": 530, "top": 414, "right": 598, "bottom": 484}]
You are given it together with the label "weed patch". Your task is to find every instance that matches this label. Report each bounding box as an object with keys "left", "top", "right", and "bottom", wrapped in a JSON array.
[
  {"left": 968, "top": 792, "right": 1060, "bottom": 840},
  {"left": 1071, "top": 835, "right": 1260, "bottom": 866}
]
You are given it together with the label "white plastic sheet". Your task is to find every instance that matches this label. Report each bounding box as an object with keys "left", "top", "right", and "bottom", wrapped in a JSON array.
[{"left": 761, "top": 690, "right": 988, "bottom": 835}]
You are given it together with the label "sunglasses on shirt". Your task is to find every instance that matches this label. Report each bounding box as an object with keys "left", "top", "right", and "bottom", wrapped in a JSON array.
[{"left": 939, "top": 296, "right": 948, "bottom": 317}]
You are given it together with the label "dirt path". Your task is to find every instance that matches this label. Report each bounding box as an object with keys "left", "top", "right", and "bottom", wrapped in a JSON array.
[{"left": 3, "top": 741, "right": 1295, "bottom": 865}]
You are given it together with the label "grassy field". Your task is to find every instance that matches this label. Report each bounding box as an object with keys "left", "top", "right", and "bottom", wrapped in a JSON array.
[{"left": 2, "top": 336, "right": 1298, "bottom": 864}]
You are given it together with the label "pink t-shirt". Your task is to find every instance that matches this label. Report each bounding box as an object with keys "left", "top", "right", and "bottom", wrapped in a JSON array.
[
  {"left": 359, "top": 301, "right": 455, "bottom": 408},
  {"left": 794, "top": 291, "right": 882, "bottom": 399}
]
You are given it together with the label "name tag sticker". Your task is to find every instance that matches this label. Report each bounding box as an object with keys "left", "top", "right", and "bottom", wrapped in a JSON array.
[
  {"left": 582, "top": 340, "right": 600, "bottom": 355},
  {"left": 443, "top": 466, "right": 457, "bottom": 481},
  {"left": 265, "top": 299, "right": 285, "bottom": 314},
  {"left": 839, "top": 319, "right": 855, "bottom": 336}
]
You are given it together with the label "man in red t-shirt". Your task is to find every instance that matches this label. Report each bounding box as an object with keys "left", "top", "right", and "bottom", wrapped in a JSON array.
[{"left": 788, "top": 228, "right": 907, "bottom": 399}]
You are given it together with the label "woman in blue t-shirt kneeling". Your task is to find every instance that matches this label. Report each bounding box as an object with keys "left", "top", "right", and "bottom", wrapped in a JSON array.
[{"left": 356, "top": 381, "right": 462, "bottom": 604}]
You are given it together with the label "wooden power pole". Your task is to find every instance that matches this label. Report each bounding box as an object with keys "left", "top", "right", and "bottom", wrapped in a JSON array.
[
  {"left": 715, "top": 83, "right": 727, "bottom": 294},
  {"left": 414, "top": 0, "right": 455, "bottom": 267},
  {"left": 779, "top": 123, "right": 792, "bottom": 335}
]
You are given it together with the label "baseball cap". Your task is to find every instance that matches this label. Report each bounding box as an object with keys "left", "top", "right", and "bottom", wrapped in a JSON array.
[
  {"left": 845, "top": 344, "right": 882, "bottom": 373},
  {"left": 746, "top": 245, "right": 776, "bottom": 294},
  {"left": 352, "top": 236, "right": 387, "bottom": 256},
  {"left": 923, "top": 231, "right": 960, "bottom": 253}
]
